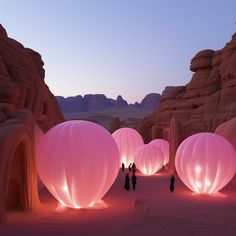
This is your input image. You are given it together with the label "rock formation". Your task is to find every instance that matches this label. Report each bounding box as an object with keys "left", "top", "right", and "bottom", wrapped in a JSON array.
[
  {"left": 138, "top": 33, "right": 236, "bottom": 144},
  {"left": 56, "top": 93, "right": 162, "bottom": 113},
  {"left": 215, "top": 117, "right": 236, "bottom": 150},
  {"left": 56, "top": 94, "right": 114, "bottom": 113},
  {"left": 139, "top": 93, "right": 161, "bottom": 111},
  {"left": 161, "top": 86, "right": 175, "bottom": 97},
  {"left": 115, "top": 95, "right": 128, "bottom": 108},
  {"left": 0, "top": 24, "right": 64, "bottom": 223},
  {"left": 137, "top": 33, "right": 236, "bottom": 174},
  {"left": 109, "top": 117, "right": 128, "bottom": 133}
]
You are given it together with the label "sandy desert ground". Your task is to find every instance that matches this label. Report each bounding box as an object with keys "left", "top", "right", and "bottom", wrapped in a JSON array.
[
  {"left": 1, "top": 170, "right": 236, "bottom": 236},
  {"left": 64, "top": 107, "right": 151, "bottom": 129}
]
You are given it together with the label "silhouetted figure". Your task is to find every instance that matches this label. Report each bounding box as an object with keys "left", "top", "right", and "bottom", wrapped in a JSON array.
[
  {"left": 131, "top": 173, "right": 137, "bottom": 190},
  {"left": 162, "top": 164, "right": 165, "bottom": 170},
  {"left": 124, "top": 173, "right": 130, "bottom": 191},
  {"left": 170, "top": 175, "right": 175, "bottom": 192},
  {"left": 121, "top": 162, "right": 125, "bottom": 172},
  {"left": 128, "top": 163, "right": 132, "bottom": 173},
  {"left": 131, "top": 162, "right": 136, "bottom": 174}
]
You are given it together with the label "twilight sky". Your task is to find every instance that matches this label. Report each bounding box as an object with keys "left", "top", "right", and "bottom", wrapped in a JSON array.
[{"left": 0, "top": 0, "right": 235, "bottom": 103}]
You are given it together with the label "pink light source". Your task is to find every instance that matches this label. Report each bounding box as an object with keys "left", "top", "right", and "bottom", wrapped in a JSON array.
[
  {"left": 112, "top": 128, "right": 144, "bottom": 167},
  {"left": 134, "top": 144, "right": 164, "bottom": 175},
  {"left": 149, "top": 139, "right": 170, "bottom": 165},
  {"left": 36, "top": 120, "right": 120, "bottom": 208},
  {"left": 175, "top": 132, "right": 236, "bottom": 194}
]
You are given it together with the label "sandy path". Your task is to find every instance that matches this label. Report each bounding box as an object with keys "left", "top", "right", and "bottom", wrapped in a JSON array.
[{"left": 1, "top": 170, "right": 236, "bottom": 236}]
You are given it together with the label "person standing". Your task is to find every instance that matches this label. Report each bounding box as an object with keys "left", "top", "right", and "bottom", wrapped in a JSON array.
[
  {"left": 121, "top": 162, "right": 125, "bottom": 172},
  {"left": 131, "top": 162, "right": 136, "bottom": 174},
  {"left": 128, "top": 163, "right": 132, "bottom": 173},
  {"left": 124, "top": 173, "right": 130, "bottom": 191},
  {"left": 131, "top": 173, "right": 137, "bottom": 190},
  {"left": 170, "top": 174, "right": 175, "bottom": 192}
]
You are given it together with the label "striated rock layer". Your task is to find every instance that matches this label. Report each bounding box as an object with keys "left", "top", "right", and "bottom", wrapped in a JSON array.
[
  {"left": 0, "top": 24, "right": 64, "bottom": 223},
  {"left": 138, "top": 33, "right": 236, "bottom": 144}
]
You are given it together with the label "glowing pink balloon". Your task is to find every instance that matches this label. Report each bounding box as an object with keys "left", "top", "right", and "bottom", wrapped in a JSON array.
[
  {"left": 36, "top": 120, "right": 120, "bottom": 208},
  {"left": 149, "top": 139, "right": 170, "bottom": 165},
  {"left": 112, "top": 128, "right": 144, "bottom": 167},
  {"left": 175, "top": 132, "right": 236, "bottom": 194},
  {"left": 134, "top": 144, "right": 164, "bottom": 175}
]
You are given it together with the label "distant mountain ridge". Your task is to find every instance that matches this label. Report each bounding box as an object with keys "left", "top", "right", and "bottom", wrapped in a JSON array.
[{"left": 56, "top": 88, "right": 175, "bottom": 113}]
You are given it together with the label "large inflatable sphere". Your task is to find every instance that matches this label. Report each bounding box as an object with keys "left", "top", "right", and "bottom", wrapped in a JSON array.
[
  {"left": 36, "top": 120, "right": 120, "bottom": 208},
  {"left": 112, "top": 127, "right": 143, "bottom": 167},
  {"left": 149, "top": 139, "right": 170, "bottom": 165},
  {"left": 175, "top": 132, "right": 236, "bottom": 194},
  {"left": 134, "top": 144, "right": 164, "bottom": 175}
]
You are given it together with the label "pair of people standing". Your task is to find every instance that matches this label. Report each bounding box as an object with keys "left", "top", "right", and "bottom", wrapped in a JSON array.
[
  {"left": 124, "top": 173, "right": 137, "bottom": 191},
  {"left": 122, "top": 162, "right": 136, "bottom": 174}
]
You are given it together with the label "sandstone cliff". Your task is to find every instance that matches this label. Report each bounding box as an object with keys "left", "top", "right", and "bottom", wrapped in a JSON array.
[
  {"left": 0, "top": 24, "right": 64, "bottom": 131},
  {"left": 0, "top": 24, "right": 64, "bottom": 223},
  {"left": 138, "top": 33, "right": 236, "bottom": 143}
]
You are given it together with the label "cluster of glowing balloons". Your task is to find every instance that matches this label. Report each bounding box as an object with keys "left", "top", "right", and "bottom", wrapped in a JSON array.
[
  {"left": 175, "top": 132, "right": 236, "bottom": 194},
  {"left": 112, "top": 128, "right": 170, "bottom": 175},
  {"left": 36, "top": 120, "right": 120, "bottom": 209}
]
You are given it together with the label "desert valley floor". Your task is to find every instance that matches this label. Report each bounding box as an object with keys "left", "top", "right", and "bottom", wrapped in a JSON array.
[{"left": 1, "top": 170, "right": 236, "bottom": 236}]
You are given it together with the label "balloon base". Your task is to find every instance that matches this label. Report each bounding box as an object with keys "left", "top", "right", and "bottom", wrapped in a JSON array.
[
  {"left": 86, "top": 199, "right": 108, "bottom": 209},
  {"left": 191, "top": 192, "right": 227, "bottom": 198},
  {"left": 55, "top": 204, "right": 68, "bottom": 213},
  {"left": 54, "top": 199, "right": 108, "bottom": 212}
]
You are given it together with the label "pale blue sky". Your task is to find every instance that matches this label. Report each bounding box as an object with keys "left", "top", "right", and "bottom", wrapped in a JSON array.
[{"left": 0, "top": 0, "right": 235, "bottom": 103}]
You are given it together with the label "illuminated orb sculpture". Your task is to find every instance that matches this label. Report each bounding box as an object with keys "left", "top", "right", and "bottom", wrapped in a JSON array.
[
  {"left": 134, "top": 144, "right": 164, "bottom": 175},
  {"left": 36, "top": 120, "right": 120, "bottom": 208},
  {"left": 175, "top": 132, "right": 236, "bottom": 194},
  {"left": 112, "top": 128, "right": 144, "bottom": 167},
  {"left": 149, "top": 139, "right": 170, "bottom": 165}
]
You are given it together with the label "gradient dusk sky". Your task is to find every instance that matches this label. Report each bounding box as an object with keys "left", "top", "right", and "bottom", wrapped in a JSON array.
[{"left": 0, "top": 0, "right": 235, "bottom": 103}]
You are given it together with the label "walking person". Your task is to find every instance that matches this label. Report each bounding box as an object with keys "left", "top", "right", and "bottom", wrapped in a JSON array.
[
  {"left": 170, "top": 174, "right": 175, "bottom": 192},
  {"left": 124, "top": 173, "right": 130, "bottom": 191},
  {"left": 131, "top": 173, "right": 137, "bottom": 190}
]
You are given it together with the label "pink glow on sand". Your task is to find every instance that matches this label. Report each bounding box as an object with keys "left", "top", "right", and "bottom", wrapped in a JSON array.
[
  {"left": 175, "top": 132, "right": 236, "bottom": 194},
  {"left": 36, "top": 120, "right": 120, "bottom": 208},
  {"left": 134, "top": 144, "right": 164, "bottom": 176},
  {"left": 149, "top": 139, "right": 170, "bottom": 165},
  {"left": 112, "top": 128, "right": 143, "bottom": 167}
]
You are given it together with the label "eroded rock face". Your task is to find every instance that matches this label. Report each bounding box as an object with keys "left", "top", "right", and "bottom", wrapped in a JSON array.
[
  {"left": 215, "top": 117, "right": 236, "bottom": 150},
  {"left": 0, "top": 24, "right": 64, "bottom": 131},
  {"left": 139, "top": 93, "right": 161, "bottom": 111},
  {"left": 0, "top": 24, "right": 64, "bottom": 223},
  {"left": 138, "top": 33, "right": 236, "bottom": 143},
  {"left": 115, "top": 95, "right": 128, "bottom": 108}
]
